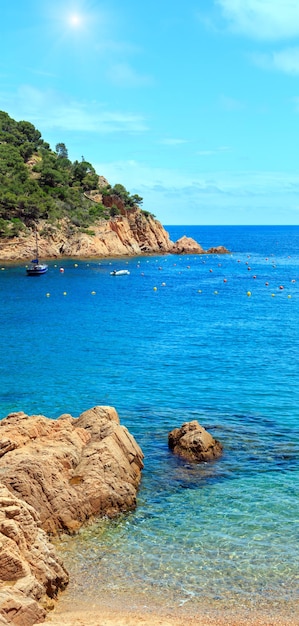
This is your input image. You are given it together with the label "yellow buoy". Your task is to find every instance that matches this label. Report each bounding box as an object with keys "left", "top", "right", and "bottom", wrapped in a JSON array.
[
  {"left": 63, "top": 292, "right": 67, "bottom": 296},
  {"left": 74, "top": 263, "right": 78, "bottom": 267},
  {"left": 288, "top": 294, "right": 292, "bottom": 298},
  {"left": 214, "top": 290, "right": 218, "bottom": 294},
  {"left": 91, "top": 291, "right": 96, "bottom": 295},
  {"left": 198, "top": 290, "right": 202, "bottom": 293},
  {"left": 247, "top": 291, "right": 251, "bottom": 297},
  {"left": 153, "top": 287, "right": 157, "bottom": 291},
  {"left": 46, "top": 293, "right": 50, "bottom": 297},
  {"left": 271, "top": 293, "right": 275, "bottom": 297}
]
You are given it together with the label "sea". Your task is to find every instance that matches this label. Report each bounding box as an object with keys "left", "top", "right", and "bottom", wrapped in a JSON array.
[{"left": 0, "top": 225, "right": 298, "bottom": 621}]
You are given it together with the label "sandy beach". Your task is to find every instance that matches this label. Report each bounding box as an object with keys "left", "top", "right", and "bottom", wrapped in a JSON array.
[
  {"left": 40, "top": 605, "right": 299, "bottom": 626},
  {"left": 39, "top": 591, "right": 299, "bottom": 626}
]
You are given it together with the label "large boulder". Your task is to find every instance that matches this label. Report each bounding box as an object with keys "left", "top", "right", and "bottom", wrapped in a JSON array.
[
  {"left": 0, "top": 406, "right": 144, "bottom": 535},
  {"left": 168, "top": 421, "right": 223, "bottom": 462},
  {"left": 0, "top": 406, "right": 144, "bottom": 625},
  {"left": 0, "top": 484, "right": 68, "bottom": 626}
]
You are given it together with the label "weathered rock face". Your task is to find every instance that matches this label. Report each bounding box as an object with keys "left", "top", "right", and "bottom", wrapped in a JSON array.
[
  {"left": 0, "top": 213, "right": 174, "bottom": 262},
  {"left": 0, "top": 212, "right": 230, "bottom": 262},
  {"left": 168, "top": 421, "right": 223, "bottom": 462},
  {"left": 0, "top": 406, "right": 144, "bottom": 535},
  {"left": 0, "top": 406, "right": 144, "bottom": 625},
  {"left": 0, "top": 484, "right": 68, "bottom": 626}
]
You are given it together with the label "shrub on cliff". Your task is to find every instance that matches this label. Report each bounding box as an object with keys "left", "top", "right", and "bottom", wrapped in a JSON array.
[{"left": 0, "top": 110, "right": 145, "bottom": 238}]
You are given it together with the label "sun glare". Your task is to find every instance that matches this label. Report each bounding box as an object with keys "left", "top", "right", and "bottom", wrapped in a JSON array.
[{"left": 69, "top": 13, "right": 82, "bottom": 27}]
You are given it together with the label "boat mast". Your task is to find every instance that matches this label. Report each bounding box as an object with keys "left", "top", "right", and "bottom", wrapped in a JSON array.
[{"left": 35, "top": 227, "right": 39, "bottom": 261}]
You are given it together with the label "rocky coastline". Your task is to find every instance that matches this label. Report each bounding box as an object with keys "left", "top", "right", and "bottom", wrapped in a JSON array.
[
  {"left": 0, "top": 407, "right": 144, "bottom": 626},
  {"left": 0, "top": 212, "right": 229, "bottom": 262},
  {"left": 0, "top": 406, "right": 226, "bottom": 626},
  {"left": 2, "top": 408, "right": 293, "bottom": 626}
]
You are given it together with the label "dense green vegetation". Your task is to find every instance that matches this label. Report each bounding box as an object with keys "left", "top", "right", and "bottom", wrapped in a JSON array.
[{"left": 0, "top": 111, "right": 146, "bottom": 238}]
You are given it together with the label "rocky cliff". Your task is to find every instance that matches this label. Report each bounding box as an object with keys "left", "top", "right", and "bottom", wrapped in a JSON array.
[
  {"left": 0, "top": 211, "right": 229, "bottom": 262},
  {"left": 0, "top": 210, "right": 173, "bottom": 262},
  {"left": 0, "top": 406, "right": 144, "bottom": 625}
]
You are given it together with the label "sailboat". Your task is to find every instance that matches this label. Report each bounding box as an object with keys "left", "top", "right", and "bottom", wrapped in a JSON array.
[{"left": 26, "top": 229, "right": 48, "bottom": 275}]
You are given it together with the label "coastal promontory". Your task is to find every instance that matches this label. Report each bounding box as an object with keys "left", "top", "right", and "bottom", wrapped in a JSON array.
[{"left": 0, "top": 111, "right": 229, "bottom": 261}]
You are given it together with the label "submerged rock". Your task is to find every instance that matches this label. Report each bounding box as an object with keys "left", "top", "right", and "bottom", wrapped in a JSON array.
[{"left": 168, "top": 420, "right": 223, "bottom": 462}]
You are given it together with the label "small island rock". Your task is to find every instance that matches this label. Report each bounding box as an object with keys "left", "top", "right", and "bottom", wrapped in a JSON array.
[
  {"left": 171, "top": 236, "right": 205, "bottom": 255},
  {"left": 206, "top": 245, "right": 230, "bottom": 254},
  {"left": 168, "top": 420, "right": 223, "bottom": 462}
]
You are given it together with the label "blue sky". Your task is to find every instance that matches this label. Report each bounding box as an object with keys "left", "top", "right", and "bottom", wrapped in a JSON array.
[{"left": 2, "top": 0, "right": 299, "bottom": 225}]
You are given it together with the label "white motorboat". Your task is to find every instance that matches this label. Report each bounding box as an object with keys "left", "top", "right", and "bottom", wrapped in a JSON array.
[{"left": 110, "top": 269, "right": 130, "bottom": 276}]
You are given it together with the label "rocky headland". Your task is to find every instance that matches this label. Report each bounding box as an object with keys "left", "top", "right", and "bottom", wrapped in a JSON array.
[
  {"left": 0, "top": 212, "right": 229, "bottom": 262},
  {"left": 0, "top": 406, "right": 144, "bottom": 625}
]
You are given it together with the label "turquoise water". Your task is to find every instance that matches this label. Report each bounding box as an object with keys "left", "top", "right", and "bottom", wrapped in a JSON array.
[{"left": 1, "top": 225, "right": 298, "bottom": 616}]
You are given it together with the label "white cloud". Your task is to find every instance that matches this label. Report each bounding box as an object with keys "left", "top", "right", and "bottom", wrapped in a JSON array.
[
  {"left": 92, "top": 159, "right": 299, "bottom": 224},
  {"left": 0, "top": 85, "right": 148, "bottom": 133},
  {"left": 93, "top": 159, "right": 299, "bottom": 195},
  {"left": 216, "top": 0, "right": 299, "bottom": 40},
  {"left": 252, "top": 47, "right": 299, "bottom": 74}
]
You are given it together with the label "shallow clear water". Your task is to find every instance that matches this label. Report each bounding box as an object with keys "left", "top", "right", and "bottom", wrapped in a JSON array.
[{"left": 1, "top": 225, "right": 298, "bottom": 615}]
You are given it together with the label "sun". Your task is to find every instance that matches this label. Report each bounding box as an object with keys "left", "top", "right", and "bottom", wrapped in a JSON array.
[{"left": 69, "top": 13, "right": 82, "bottom": 27}]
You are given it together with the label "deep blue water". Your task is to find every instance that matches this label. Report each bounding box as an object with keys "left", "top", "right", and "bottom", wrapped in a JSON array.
[{"left": 0, "top": 225, "right": 298, "bottom": 616}]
